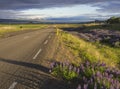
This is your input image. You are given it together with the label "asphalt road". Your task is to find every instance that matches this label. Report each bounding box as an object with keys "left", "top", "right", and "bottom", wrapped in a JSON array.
[{"left": 0, "top": 28, "right": 65, "bottom": 89}]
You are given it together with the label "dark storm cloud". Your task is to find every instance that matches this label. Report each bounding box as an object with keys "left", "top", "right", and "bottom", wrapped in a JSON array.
[
  {"left": 0, "top": 0, "right": 120, "bottom": 20},
  {"left": 0, "top": 0, "right": 119, "bottom": 10},
  {"left": 0, "top": 10, "right": 19, "bottom": 19},
  {"left": 93, "top": 1, "right": 120, "bottom": 13}
]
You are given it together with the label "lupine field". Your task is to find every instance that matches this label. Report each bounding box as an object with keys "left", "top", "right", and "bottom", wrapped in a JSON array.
[
  {"left": 49, "top": 61, "right": 120, "bottom": 89},
  {"left": 50, "top": 25, "right": 120, "bottom": 89}
]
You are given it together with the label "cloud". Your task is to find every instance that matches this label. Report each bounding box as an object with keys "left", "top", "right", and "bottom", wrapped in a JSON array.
[
  {"left": 46, "top": 14, "right": 116, "bottom": 22},
  {"left": 0, "top": 10, "right": 45, "bottom": 19},
  {"left": 0, "top": 10, "right": 19, "bottom": 19},
  {"left": 0, "top": 0, "right": 119, "bottom": 10},
  {"left": 0, "top": 0, "right": 120, "bottom": 21},
  {"left": 94, "top": 1, "right": 120, "bottom": 13}
]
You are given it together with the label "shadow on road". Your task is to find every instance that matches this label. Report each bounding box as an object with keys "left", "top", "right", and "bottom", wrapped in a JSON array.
[
  {"left": 0, "top": 58, "right": 49, "bottom": 73},
  {"left": 0, "top": 58, "right": 71, "bottom": 89}
]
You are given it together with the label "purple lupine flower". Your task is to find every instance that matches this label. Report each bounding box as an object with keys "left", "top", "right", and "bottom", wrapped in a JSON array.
[
  {"left": 109, "top": 74, "right": 113, "bottom": 78},
  {"left": 77, "top": 84, "right": 81, "bottom": 89},
  {"left": 94, "top": 82, "right": 97, "bottom": 89},
  {"left": 50, "top": 62, "right": 55, "bottom": 68},
  {"left": 83, "top": 76, "right": 87, "bottom": 83},
  {"left": 110, "top": 79, "right": 114, "bottom": 84},
  {"left": 83, "top": 84, "right": 88, "bottom": 89},
  {"left": 116, "top": 70, "right": 120, "bottom": 75},
  {"left": 77, "top": 68, "right": 80, "bottom": 74},
  {"left": 80, "top": 64, "right": 84, "bottom": 71},
  {"left": 100, "top": 62, "right": 106, "bottom": 66},
  {"left": 110, "top": 85, "right": 114, "bottom": 89},
  {"left": 65, "top": 60, "right": 69, "bottom": 66},
  {"left": 73, "top": 67, "right": 77, "bottom": 72},
  {"left": 83, "top": 76, "right": 86, "bottom": 80},
  {"left": 49, "top": 61, "right": 120, "bottom": 89},
  {"left": 104, "top": 72, "right": 108, "bottom": 77},
  {"left": 90, "top": 78, "right": 93, "bottom": 83},
  {"left": 86, "top": 61, "right": 90, "bottom": 67},
  {"left": 116, "top": 80, "right": 120, "bottom": 89},
  {"left": 96, "top": 71, "right": 101, "bottom": 76},
  {"left": 106, "top": 68, "right": 110, "bottom": 73},
  {"left": 69, "top": 65, "right": 73, "bottom": 71}
]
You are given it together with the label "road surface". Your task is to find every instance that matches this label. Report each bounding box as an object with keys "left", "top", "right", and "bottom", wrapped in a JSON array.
[{"left": 0, "top": 28, "right": 67, "bottom": 89}]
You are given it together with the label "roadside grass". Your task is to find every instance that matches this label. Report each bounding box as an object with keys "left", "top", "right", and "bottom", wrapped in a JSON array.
[
  {"left": 85, "top": 23, "right": 120, "bottom": 31},
  {"left": 56, "top": 31, "right": 120, "bottom": 68},
  {"left": 50, "top": 29, "right": 120, "bottom": 89},
  {"left": 55, "top": 23, "right": 120, "bottom": 31},
  {"left": 50, "top": 24, "right": 120, "bottom": 89},
  {"left": 55, "top": 23, "right": 100, "bottom": 29},
  {"left": 0, "top": 24, "right": 49, "bottom": 37}
]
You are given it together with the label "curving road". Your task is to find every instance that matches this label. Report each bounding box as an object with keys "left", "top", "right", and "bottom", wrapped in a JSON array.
[{"left": 0, "top": 28, "right": 63, "bottom": 89}]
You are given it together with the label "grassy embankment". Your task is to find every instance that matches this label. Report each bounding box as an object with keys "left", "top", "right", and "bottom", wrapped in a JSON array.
[
  {"left": 54, "top": 24, "right": 120, "bottom": 68},
  {"left": 85, "top": 23, "right": 120, "bottom": 31},
  {"left": 59, "top": 31, "right": 120, "bottom": 67},
  {"left": 0, "top": 24, "right": 49, "bottom": 37},
  {"left": 56, "top": 23, "right": 120, "bottom": 31},
  {"left": 51, "top": 24, "right": 120, "bottom": 89}
]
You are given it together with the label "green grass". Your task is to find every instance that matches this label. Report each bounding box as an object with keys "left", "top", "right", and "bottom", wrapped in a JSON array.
[
  {"left": 0, "top": 24, "right": 49, "bottom": 37},
  {"left": 85, "top": 23, "right": 120, "bottom": 31},
  {"left": 58, "top": 31, "right": 120, "bottom": 68},
  {"left": 55, "top": 23, "right": 120, "bottom": 31}
]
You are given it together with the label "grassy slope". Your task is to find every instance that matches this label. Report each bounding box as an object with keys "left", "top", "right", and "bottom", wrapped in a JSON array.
[
  {"left": 56, "top": 30, "right": 120, "bottom": 68},
  {"left": 0, "top": 24, "right": 49, "bottom": 37},
  {"left": 85, "top": 23, "right": 120, "bottom": 31},
  {"left": 55, "top": 23, "right": 120, "bottom": 31}
]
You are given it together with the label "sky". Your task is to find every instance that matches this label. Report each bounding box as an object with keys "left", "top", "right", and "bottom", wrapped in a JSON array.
[{"left": 0, "top": 0, "right": 120, "bottom": 22}]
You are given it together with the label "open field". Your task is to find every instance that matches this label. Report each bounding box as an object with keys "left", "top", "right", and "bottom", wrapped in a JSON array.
[
  {"left": 50, "top": 23, "right": 120, "bottom": 89},
  {"left": 56, "top": 23, "right": 120, "bottom": 31},
  {"left": 0, "top": 24, "right": 50, "bottom": 37},
  {"left": 54, "top": 30, "right": 120, "bottom": 67},
  {"left": 54, "top": 23, "right": 120, "bottom": 67}
]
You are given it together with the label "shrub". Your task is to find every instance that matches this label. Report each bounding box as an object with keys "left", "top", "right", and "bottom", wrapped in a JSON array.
[{"left": 49, "top": 61, "right": 120, "bottom": 89}]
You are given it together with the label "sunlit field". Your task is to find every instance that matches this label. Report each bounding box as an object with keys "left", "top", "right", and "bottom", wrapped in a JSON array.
[
  {"left": 50, "top": 23, "right": 120, "bottom": 89},
  {"left": 0, "top": 24, "right": 49, "bottom": 37}
]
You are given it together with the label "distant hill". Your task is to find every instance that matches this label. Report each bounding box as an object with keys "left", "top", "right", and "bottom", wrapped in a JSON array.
[
  {"left": 0, "top": 18, "right": 105, "bottom": 24},
  {"left": 0, "top": 19, "right": 30, "bottom": 23}
]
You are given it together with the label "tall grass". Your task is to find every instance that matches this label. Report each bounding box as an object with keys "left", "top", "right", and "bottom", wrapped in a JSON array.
[
  {"left": 58, "top": 31, "right": 120, "bottom": 68},
  {"left": 85, "top": 23, "right": 120, "bottom": 31}
]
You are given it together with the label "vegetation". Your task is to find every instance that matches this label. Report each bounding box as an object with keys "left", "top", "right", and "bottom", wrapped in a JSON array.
[
  {"left": 57, "top": 31, "right": 120, "bottom": 67},
  {"left": 50, "top": 61, "right": 120, "bottom": 89},
  {"left": 107, "top": 17, "right": 120, "bottom": 24},
  {"left": 0, "top": 24, "right": 49, "bottom": 37},
  {"left": 50, "top": 27, "right": 120, "bottom": 89}
]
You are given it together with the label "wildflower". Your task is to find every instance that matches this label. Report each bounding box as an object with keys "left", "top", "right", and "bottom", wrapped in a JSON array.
[
  {"left": 94, "top": 82, "right": 97, "bottom": 89},
  {"left": 83, "top": 84, "right": 88, "bottom": 89},
  {"left": 77, "top": 68, "right": 80, "bottom": 74},
  {"left": 77, "top": 84, "right": 81, "bottom": 89},
  {"left": 110, "top": 85, "right": 114, "bottom": 89}
]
